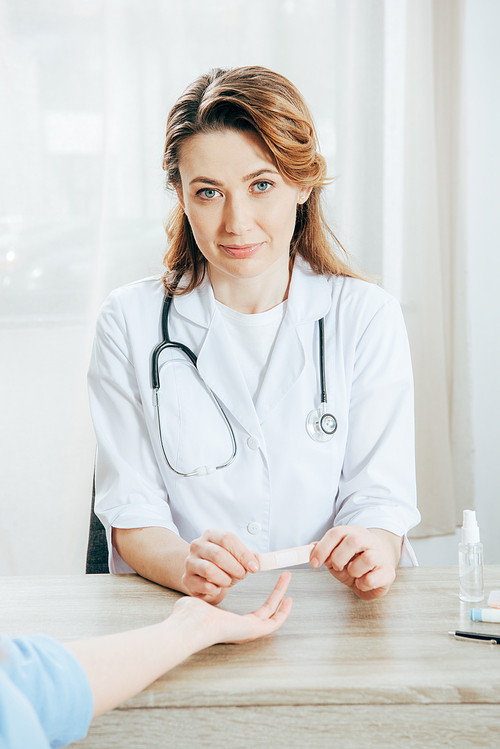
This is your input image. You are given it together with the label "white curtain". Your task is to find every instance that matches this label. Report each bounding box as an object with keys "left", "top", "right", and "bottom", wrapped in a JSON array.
[
  {"left": 399, "top": 0, "right": 471, "bottom": 536},
  {"left": 0, "top": 0, "right": 470, "bottom": 574}
]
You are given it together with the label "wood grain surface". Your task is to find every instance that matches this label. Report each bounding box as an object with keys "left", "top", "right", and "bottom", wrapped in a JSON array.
[{"left": 2, "top": 567, "right": 500, "bottom": 748}]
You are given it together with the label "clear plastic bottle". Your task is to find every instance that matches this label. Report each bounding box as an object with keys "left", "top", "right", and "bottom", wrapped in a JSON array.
[{"left": 458, "top": 509, "right": 484, "bottom": 602}]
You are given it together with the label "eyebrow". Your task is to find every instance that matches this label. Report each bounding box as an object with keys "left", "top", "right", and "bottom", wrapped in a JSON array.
[{"left": 189, "top": 169, "right": 280, "bottom": 187}]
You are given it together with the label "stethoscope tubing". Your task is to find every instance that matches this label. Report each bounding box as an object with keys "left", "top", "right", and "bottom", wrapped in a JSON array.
[
  {"left": 151, "top": 292, "right": 337, "bottom": 476},
  {"left": 151, "top": 294, "right": 237, "bottom": 477},
  {"left": 318, "top": 317, "right": 328, "bottom": 404},
  {"left": 151, "top": 295, "right": 197, "bottom": 389}
]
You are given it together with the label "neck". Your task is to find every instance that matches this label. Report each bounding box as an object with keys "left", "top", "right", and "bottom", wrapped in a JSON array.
[{"left": 209, "top": 259, "right": 292, "bottom": 315}]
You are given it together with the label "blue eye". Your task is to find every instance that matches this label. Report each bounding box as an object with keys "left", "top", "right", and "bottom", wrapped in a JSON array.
[
  {"left": 199, "top": 188, "right": 218, "bottom": 199},
  {"left": 254, "top": 181, "right": 271, "bottom": 192}
]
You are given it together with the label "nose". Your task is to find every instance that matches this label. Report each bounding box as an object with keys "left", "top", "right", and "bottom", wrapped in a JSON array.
[{"left": 223, "top": 196, "right": 254, "bottom": 236}]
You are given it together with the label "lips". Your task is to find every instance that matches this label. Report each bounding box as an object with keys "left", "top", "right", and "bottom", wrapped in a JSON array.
[{"left": 221, "top": 242, "right": 264, "bottom": 258}]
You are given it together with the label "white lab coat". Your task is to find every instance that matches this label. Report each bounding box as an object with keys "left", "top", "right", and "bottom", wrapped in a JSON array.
[{"left": 88, "top": 258, "right": 420, "bottom": 573}]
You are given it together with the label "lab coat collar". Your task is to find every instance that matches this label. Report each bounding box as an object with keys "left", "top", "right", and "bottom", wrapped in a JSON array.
[
  {"left": 172, "top": 272, "right": 214, "bottom": 330},
  {"left": 287, "top": 256, "right": 333, "bottom": 323},
  {"left": 172, "top": 257, "right": 333, "bottom": 329}
]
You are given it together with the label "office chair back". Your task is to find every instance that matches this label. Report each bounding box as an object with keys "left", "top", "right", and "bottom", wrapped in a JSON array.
[{"left": 86, "top": 473, "right": 109, "bottom": 574}]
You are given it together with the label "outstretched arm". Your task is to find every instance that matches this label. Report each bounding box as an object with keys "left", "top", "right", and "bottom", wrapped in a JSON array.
[{"left": 64, "top": 572, "right": 292, "bottom": 718}]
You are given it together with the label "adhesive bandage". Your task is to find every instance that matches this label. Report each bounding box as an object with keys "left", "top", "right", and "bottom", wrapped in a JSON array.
[{"left": 257, "top": 543, "right": 315, "bottom": 571}]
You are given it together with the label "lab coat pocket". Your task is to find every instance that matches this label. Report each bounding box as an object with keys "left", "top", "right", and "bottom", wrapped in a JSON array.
[{"left": 156, "top": 358, "right": 235, "bottom": 476}]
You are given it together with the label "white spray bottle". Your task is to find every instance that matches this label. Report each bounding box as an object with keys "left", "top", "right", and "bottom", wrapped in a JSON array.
[{"left": 458, "top": 510, "right": 484, "bottom": 602}]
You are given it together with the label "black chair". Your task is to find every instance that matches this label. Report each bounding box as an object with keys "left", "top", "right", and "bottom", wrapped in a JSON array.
[{"left": 86, "top": 472, "right": 109, "bottom": 574}]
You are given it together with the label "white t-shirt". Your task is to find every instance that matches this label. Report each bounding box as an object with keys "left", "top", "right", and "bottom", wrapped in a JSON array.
[{"left": 215, "top": 300, "right": 287, "bottom": 403}]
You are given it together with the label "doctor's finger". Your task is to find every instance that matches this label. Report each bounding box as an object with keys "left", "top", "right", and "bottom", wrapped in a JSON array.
[
  {"left": 317, "top": 530, "right": 373, "bottom": 571},
  {"left": 191, "top": 557, "right": 234, "bottom": 588},
  {"left": 200, "top": 541, "right": 249, "bottom": 582},
  {"left": 311, "top": 527, "right": 353, "bottom": 568},
  {"left": 353, "top": 565, "right": 395, "bottom": 593},
  {"left": 326, "top": 565, "right": 356, "bottom": 588},
  {"left": 186, "top": 573, "right": 223, "bottom": 598},
  {"left": 203, "top": 529, "right": 259, "bottom": 573},
  {"left": 345, "top": 549, "right": 379, "bottom": 580}
]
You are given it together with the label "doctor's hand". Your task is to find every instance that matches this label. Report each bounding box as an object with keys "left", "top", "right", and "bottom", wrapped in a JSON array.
[
  {"left": 182, "top": 529, "right": 260, "bottom": 605},
  {"left": 310, "top": 526, "right": 401, "bottom": 600}
]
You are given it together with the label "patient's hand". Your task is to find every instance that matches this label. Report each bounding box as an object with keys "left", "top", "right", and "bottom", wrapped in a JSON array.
[{"left": 172, "top": 571, "right": 292, "bottom": 645}]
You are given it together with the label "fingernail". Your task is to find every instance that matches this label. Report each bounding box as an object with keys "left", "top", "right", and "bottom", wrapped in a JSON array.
[
  {"left": 248, "top": 561, "right": 259, "bottom": 573},
  {"left": 311, "top": 557, "right": 319, "bottom": 568}
]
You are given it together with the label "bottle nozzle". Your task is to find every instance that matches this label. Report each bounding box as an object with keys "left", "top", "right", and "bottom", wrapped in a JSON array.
[{"left": 462, "top": 509, "right": 480, "bottom": 544}]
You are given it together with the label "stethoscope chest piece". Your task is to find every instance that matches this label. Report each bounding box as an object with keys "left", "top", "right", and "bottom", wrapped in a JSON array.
[{"left": 306, "top": 405, "right": 338, "bottom": 443}]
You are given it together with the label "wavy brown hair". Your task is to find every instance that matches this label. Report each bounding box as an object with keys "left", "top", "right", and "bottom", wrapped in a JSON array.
[{"left": 162, "top": 66, "right": 363, "bottom": 294}]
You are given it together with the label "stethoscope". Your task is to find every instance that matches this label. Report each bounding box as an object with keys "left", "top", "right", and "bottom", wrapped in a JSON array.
[{"left": 151, "top": 294, "right": 337, "bottom": 478}]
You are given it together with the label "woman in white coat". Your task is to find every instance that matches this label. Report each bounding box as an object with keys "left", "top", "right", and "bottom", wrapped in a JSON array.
[{"left": 88, "top": 66, "right": 420, "bottom": 605}]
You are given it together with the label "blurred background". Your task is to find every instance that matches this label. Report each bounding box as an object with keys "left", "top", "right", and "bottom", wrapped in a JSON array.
[{"left": 1, "top": 0, "right": 499, "bottom": 574}]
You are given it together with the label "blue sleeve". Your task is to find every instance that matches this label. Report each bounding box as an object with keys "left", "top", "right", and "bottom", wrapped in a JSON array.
[
  {"left": 0, "top": 634, "right": 94, "bottom": 749},
  {"left": 0, "top": 667, "right": 50, "bottom": 749}
]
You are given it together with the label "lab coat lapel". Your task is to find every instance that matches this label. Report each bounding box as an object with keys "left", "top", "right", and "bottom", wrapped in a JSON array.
[
  {"left": 255, "top": 259, "right": 333, "bottom": 424},
  {"left": 254, "top": 315, "right": 305, "bottom": 423},
  {"left": 196, "top": 313, "right": 263, "bottom": 438},
  {"left": 174, "top": 282, "right": 261, "bottom": 437}
]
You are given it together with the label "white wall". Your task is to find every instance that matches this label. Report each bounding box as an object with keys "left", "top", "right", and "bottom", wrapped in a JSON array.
[{"left": 413, "top": 0, "right": 500, "bottom": 566}]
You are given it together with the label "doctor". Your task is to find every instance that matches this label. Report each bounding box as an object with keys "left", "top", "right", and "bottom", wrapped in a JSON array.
[{"left": 88, "top": 66, "right": 420, "bottom": 606}]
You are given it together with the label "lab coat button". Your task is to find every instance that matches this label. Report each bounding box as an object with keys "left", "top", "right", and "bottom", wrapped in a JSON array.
[
  {"left": 247, "top": 522, "right": 261, "bottom": 535},
  {"left": 247, "top": 437, "right": 260, "bottom": 450}
]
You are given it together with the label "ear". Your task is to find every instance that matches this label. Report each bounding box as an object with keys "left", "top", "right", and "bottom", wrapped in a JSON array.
[
  {"left": 298, "top": 186, "right": 313, "bottom": 204},
  {"left": 175, "top": 184, "right": 185, "bottom": 211}
]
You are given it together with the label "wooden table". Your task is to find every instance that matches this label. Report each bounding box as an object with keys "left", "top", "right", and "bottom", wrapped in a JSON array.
[{"left": 2, "top": 567, "right": 500, "bottom": 748}]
